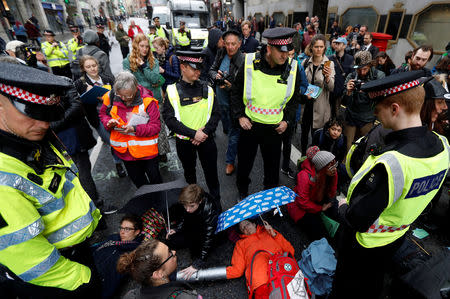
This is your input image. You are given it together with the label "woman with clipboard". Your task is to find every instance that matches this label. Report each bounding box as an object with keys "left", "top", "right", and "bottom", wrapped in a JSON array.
[{"left": 74, "top": 55, "right": 128, "bottom": 178}]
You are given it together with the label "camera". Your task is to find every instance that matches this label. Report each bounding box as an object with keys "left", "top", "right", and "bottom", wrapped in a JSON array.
[
  {"left": 215, "top": 72, "right": 231, "bottom": 87},
  {"left": 354, "top": 79, "right": 363, "bottom": 91},
  {"left": 16, "top": 44, "right": 39, "bottom": 68}
]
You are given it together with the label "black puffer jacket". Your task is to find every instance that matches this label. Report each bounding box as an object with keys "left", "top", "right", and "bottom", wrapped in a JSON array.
[
  {"left": 200, "top": 28, "right": 223, "bottom": 82},
  {"left": 175, "top": 193, "right": 220, "bottom": 268}
]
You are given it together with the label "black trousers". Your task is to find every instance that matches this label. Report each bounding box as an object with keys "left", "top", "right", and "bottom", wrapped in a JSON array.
[
  {"left": 236, "top": 123, "right": 282, "bottom": 195},
  {"left": 123, "top": 157, "right": 162, "bottom": 188},
  {"left": 301, "top": 102, "right": 316, "bottom": 155},
  {"left": 120, "top": 45, "right": 129, "bottom": 59},
  {"left": 330, "top": 228, "right": 404, "bottom": 299},
  {"left": 72, "top": 151, "right": 99, "bottom": 205},
  {"left": 51, "top": 64, "right": 72, "bottom": 79},
  {"left": 175, "top": 137, "right": 220, "bottom": 200},
  {"left": 281, "top": 122, "right": 295, "bottom": 170}
]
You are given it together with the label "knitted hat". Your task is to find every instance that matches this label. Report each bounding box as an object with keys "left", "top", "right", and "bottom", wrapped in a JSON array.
[
  {"left": 312, "top": 151, "right": 335, "bottom": 171},
  {"left": 306, "top": 146, "right": 320, "bottom": 160}
]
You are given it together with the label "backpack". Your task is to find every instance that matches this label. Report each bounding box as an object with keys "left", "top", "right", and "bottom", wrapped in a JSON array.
[{"left": 249, "top": 250, "right": 311, "bottom": 299}]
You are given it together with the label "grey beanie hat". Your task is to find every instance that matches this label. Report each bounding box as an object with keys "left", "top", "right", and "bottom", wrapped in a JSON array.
[{"left": 312, "top": 151, "right": 335, "bottom": 171}]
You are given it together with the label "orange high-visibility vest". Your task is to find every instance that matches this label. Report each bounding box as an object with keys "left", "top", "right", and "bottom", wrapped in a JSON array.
[{"left": 104, "top": 92, "right": 159, "bottom": 158}]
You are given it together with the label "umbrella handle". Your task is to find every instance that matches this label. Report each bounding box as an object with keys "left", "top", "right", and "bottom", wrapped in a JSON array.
[{"left": 276, "top": 205, "right": 283, "bottom": 217}]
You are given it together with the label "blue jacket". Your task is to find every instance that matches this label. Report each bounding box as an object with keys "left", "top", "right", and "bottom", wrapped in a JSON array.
[
  {"left": 162, "top": 46, "right": 180, "bottom": 91},
  {"left": 328, "top": 53, "right": 354, "bottom": 98},
  {"left": 13, "top": 25, "right": 27, "bottom": 37}
]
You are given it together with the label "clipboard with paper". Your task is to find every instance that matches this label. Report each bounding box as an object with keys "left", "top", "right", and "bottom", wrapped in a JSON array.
[{"left": 80, "top": 85, "right": 110, "bottom": 105}]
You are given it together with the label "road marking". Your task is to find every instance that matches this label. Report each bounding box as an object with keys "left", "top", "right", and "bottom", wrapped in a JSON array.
[
  {"left": 290, "top": 144, "right": 302, "bottom": 165},
  {"left": 90, "top": 136, "right": 103, "bottom": 171}
]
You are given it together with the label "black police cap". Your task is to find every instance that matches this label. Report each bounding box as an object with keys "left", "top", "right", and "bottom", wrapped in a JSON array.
[
  {"left": 176, "top": 51, "right": 205, "bottom": 70},
  {"left": 43, "top": 29, "right": 55, "bottom": 36},
  {"left": 262, "top": 27, "right": 296, "bottom": 52},
  {"left": 0, "top": 63, "right": 72, "bottom": 121},
  {"left": 361, "top": 70, "right": 427, "bottom": 101}
]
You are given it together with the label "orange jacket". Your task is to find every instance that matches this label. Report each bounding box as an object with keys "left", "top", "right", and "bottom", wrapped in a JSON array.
[
  {"left": 103, "top": 92, "right": 159, "bottom": 159},
  {"left": 226, "top": 226, "right": 295, "bottom": 297}
]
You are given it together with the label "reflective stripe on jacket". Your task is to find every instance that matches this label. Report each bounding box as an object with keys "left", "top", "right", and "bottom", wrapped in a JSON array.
[
  {"left": 105, "top": 92, "right": 159, "bottom": 158},
  {"left": 243, "top": 53, "right": 297, "bottom": 124},
  {"left": 0, "top": 144, "right": 100, "bottom": 290},
  {"left": 347, "top": 133, "right": 450, "bottom": 248},
  {"left": 67, "top": 38, "right": 85, "bottom": 62},
  {"left": 41, "top": 41, "right": 70, "bottom": 67},
  {"left": 166, "top": 83, "right": 214, "bottom": 140}
]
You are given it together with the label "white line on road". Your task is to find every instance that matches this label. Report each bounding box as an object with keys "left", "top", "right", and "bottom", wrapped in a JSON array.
[
  {"left": 290, "top": 144, "right": 302, "bottom": 165},
  {"left": 90, "top": 136, "right": 103, "bottom": 171}
]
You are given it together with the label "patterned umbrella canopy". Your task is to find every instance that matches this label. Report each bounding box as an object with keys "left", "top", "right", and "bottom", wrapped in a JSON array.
[{"left": 215, "top": 186, "right": 297, "bottom": 233}]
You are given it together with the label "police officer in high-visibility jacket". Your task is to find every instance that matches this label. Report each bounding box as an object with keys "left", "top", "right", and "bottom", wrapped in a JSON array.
[
  {"left": 66, "top": 25, "right": 85, "bottom": 63},
  {"left": 153, "top": 17, "right": 169, "bottom": 39},
  {"left": 163, "top": 51, "right": 221, "bottom": 206},
  {"left": 230, "top": 27, "right": 308, "bottom": 198},
  {"left": 0, "top": 63, "right": 101, "bottom": 297},
  {"left": 147, "top": 24, "right": 157, "bottom": 52},
  {"left": 331, "top": 70, "right": 450, "bottom": 299},
  {"left": 173, "top": 21, "right": 191, "bottom": 51},
  {"left": 41, "top": 29, "right": 72, "bottom": 78}
]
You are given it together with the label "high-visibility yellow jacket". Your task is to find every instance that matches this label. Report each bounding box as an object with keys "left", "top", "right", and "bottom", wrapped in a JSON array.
[{"left": 41, "top": 41, "right": 70, "bottom": 67}]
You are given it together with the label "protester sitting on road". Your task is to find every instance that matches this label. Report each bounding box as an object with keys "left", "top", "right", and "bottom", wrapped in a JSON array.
[
  {"left": 92, "top": 215, "right": 144, "bottom": 298},
  {"left": 287, "top": 150, "right": 338, "bottom": 241},
  {"left": 99, "top": 71, "right": 162, "bottom": 188},
  {"left": 375, "top": 52, "right": 396, "bottom": 76},
  {"left": 124, "top": 33, "right": 170, "bottom": 162},
  {"left": 118, "top": 239, "right": 202, "bottom": 299},
  {"left": 166, "top": 184, "right": 220, "bottom": 280},
  {"left": 226, "top": 219, "right": 295, "bottom": 298}
]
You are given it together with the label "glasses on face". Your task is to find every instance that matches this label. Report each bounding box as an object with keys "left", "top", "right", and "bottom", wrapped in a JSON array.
[
  {"left": 156, "top": 250, "right": 175, "bottom": 269},
  {"left": 119, "top": 226, "right": 136, "bottom": 232},
  {"left": 118, "top": 94, "right": 134, "bottom": 100}
]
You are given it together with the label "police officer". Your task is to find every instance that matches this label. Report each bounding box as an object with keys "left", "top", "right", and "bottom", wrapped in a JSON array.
[
  {"left": 0, "top": 63, "right": 101, "bottom": 297},
  {"left": 173, "top": 21, "right": 191, "bottom": 50},
  {"left": 147, "top": 24, "right": 157, "bottom": 52},
  {"left": 331, "top": 70, "right": 450, "bottom": 298},
  {"left": 163, "top": 51, "right": 221, "bottom": 206},
  {"left": 153, "top": 16, "right": 169, "bottom": 39},
  {"left": 230, "top": 27, "right": 308, "bottom": 198},
  {"left": 41, "top": 29, "right": 72, "bottom": 78},
  {"left": 67, "top": 25, "right": 85, "bottom": 63}
]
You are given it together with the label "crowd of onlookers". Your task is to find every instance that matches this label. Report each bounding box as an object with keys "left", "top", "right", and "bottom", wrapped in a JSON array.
[{"left": 1, "top": 12, "right": 449, "bottom": 298}]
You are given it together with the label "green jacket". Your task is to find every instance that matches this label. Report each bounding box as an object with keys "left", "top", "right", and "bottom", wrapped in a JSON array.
[
  {"left": 115, "top": 29, "right": 130, "bottom": 48},
  {"left": 123, "top": 56, "right": 165, "bottom": 102}
]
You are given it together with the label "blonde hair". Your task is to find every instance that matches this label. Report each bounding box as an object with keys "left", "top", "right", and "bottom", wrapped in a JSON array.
[
  {"left": 178, "top": 184, "right": 204, "bottom": 205},
  {"left": 152, "top": 36, "right": 169, "bottom": 50},
  {"left": 129, "top": 33, "right": 155, "bottom": 72},
  {"left": 79, "top": 55, "right": 98, "bottom": 72}
]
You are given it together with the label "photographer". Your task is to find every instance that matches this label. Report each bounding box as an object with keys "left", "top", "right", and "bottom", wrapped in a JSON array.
[
  {"left": 343, "top": 51, "right": 385, "bottom": 151},
  {"left": 5, "top": 40, "right": 48, "bottom": 71},
  {"left": 209, "top": 30, "right": 245, "bottom": 175}
]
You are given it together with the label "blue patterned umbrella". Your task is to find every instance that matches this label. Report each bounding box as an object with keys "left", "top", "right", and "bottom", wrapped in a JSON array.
[{"left": 215, "top": 186, "right": 297, "bottom": 233}]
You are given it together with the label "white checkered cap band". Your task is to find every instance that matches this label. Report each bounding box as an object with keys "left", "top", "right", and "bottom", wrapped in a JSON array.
[
  {"left": 268, "top": 37, "right": 293, "bottom": 46},
  {"left": 0, "top": 83, "right": 59, "bottom": 105},
  {"left": 178, "top": 56, "right": 203, "bottom": 63},
  {"left": 368, "top": 80, "right": 420, "bottom": 99}
]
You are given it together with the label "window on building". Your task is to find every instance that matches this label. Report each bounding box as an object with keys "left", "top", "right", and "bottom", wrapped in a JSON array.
[
  {"left": 326, "top": 12, "right": 338, "bottom": 32},
  {"left": 409, "top": 3, "right": 450, "bottom": 52},
  {"left": 385, "top": 10, "right": 404, "bottom": 41},
  {"left": 272, "top": 12, "right": 285, "bottom": 27},
  {"left": 341, "top": 7, "right": 378, "bottom": 34}
]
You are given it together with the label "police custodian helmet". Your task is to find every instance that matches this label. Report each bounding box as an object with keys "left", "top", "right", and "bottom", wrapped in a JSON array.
[{"left": 0, "top": 62, "right": 72, "bottom": 121}]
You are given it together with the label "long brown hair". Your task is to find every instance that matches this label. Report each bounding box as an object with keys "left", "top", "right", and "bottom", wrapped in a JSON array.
[{"left": 129, "top": 33, "right": 155, "bottom": 72}]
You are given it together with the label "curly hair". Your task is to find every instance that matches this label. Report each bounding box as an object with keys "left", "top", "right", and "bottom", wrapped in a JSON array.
[{"left": 129, "top": 33, "right": 155, "bottom": 72}]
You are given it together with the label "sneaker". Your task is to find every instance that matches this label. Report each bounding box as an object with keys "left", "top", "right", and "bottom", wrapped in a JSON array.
[
  {"left": 281, "top": 167, "right": 296, "bottom": 179},
  {"left": 115, "top": 163, "right": 127, "bottom": 178},
  {"left": 102, "top": 204, "right": 118, "bottom": 215}
]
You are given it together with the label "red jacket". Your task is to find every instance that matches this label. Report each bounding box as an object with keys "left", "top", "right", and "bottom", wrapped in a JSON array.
[
  {"left": 226, "top": 226, "right": 294, "bottom": 297},
  {"left": 287, "top": 159, "right": 338, "bottom": 222},
  {"left": 99, "top": 85, "right": 160, "bottom": 161},
  {"left": 127, "top": 25, "right": 143, "bottom": 40}
]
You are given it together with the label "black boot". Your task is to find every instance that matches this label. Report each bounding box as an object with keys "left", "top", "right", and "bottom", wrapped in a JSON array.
[{"left": 115, "top": 163, "right": 127, "bottom": 178}]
